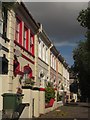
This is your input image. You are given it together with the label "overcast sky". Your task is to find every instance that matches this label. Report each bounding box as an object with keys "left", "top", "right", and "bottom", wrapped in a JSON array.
[{"left": 25, "top": 2, "right": 88, "bottom": 66}]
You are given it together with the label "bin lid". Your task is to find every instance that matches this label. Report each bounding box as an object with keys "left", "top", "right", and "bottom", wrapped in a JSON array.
[{"left": 2, "top": 93, "right": 24, "bottom": 97}]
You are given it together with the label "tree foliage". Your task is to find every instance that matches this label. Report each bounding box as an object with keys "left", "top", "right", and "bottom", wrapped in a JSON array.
[
  {"left": 72, "top": 7, "right": 90, "bottom": 101},
  {"left": 73, "top": 41, "right": 89, "bottom": 73},
  {"left": 73, "top": 41, "right": 90, "bottom": 101},
  {"left": 77, "top": 8, "right": 90, "bottom": 29}
]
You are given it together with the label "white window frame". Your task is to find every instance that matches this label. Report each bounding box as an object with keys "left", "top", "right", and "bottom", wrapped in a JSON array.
[
  {"left": 38, "top": 38, "right": 42, "bottom": 58},
  {"left": 52, "top": 55, "right": 54, "bottom": 69},
  {"left": 51, "top": 53, "right": 52, "bottom": 67},
  {"left": 46, "top": 47, "right": 48, "bottom": 64},
  {"left": 42, "top": 44, "right": 45, "bottom": 61},
  {"left": 30, "top": 35, "right": 34, "bottom": 53}
]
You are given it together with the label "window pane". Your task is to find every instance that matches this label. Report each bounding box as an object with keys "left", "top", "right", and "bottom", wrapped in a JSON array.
[
  {"left": 16, "top": 18, "right": 20, "bottom": 42},
  {"left": 23, "top": 26, "right": 27, "bottom": 48},
  {"left": 38, "top": 38, "right": 42, "bottom": 58}
]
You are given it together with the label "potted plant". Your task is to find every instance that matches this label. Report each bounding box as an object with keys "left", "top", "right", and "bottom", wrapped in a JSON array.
[
  {"left": 25, "top": 78, "right": 35, "bottom": 86},
  {"left": 45, "top": 82, "right": 55, "bottom": 103}
]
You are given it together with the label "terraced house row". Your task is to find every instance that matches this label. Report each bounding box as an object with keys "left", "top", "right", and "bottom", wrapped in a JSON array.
[{"left": 0, "top": 1, "right": 70, "bottom": 119}]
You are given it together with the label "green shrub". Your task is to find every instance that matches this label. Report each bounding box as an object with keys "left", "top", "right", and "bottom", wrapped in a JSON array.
[{"left": 45, "top": 86, "right": 55, "bottom": 103}]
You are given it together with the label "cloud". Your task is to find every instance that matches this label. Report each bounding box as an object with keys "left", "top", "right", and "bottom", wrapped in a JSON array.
[
  {"left": 25, "top": 2, "right": 87, "bottom": 44},
  {"left": 54, "top": 41, "right": 77, "bottom": 47},
  {"left": 24, "top": 2, "right": 88, "bottom": 65}
]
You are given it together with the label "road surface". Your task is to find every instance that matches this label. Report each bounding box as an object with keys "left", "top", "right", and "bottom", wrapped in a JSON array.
[{"left": 39, "top": 102, "right": 89, "bottom": 119}]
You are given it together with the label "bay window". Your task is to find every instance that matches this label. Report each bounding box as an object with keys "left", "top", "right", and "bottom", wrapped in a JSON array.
[{"left": 15, "top": 17, "right": 35, "bottom": 56}]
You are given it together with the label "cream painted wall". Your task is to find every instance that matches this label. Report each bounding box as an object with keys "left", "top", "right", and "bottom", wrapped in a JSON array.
[
  {"left": 34, "top": 35, "right": 39, "bottom": 86},
  {"left": 12, "top": 75, "right": 21, "bottom": 93},
  {"left": 58, "top": 73, "right": 62, "bottom": 83},
  {"left": 21, "top": 89, "right": 32, "bottom": 118},
  {"left": 62, "top": 65, "right": 66, "bottom": 79},
  {"left": 0, "top": 38, "right": 9, "bottom": 52},
  {"left": 62, "top": 64, "right": 70, "bottom": 92},
  {"left": 32, "top": 90, "right": 40, "bottom": 117},
  {"left": 39, "top": 91, "right": 45, "bottom": 114},
  {"left": 0, "top": 75, "right": 9, "bottom": 111},
  {"left": 38, "top": 58, "right": 49, "bottom": 88},
  {"left": 58, "top": 61, "right": 63, "bottom": 81},
  {"left": 7, "top": 9, "right": 16, "bottom": 92},
  {"left": 47, "top": 47, "right": 51, "bottom": 82}
]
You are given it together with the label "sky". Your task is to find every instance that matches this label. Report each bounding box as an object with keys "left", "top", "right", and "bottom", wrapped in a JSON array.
[{"left": 25, "top": 2, "right": 88, "bottom": 66}]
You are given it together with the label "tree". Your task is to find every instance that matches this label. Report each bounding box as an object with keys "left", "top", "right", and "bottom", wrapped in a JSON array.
[
  {"left": 77, "top": 7, "right": 90, "bottom": 51},
  {"left": 77, "top": 8, "right": 90, "bottom": 29},
  {"left": 72, "top": 7, "right": 90, "bottom": 101},
  {"left": 73, "top": 41, "right": 89, "bottom": 101}
]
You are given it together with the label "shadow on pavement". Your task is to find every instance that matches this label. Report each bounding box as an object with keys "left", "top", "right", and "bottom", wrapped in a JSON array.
[
  {"left": 64, "top": 102, "right": 89, "bottom": 108},
  {"left": 64, "top": 102, "right": 78, "bottom": 106}
]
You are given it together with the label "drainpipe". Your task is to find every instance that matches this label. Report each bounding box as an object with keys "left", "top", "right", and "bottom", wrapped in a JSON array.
[
  {"left": 48, "top": 43, "right": 53, "bottom": 83},
  {"left": 34, "top": 23, "right": 42, "bottom": 87},
  {"left": 56, "top": 53, "right": 60, "bottom": 90}
]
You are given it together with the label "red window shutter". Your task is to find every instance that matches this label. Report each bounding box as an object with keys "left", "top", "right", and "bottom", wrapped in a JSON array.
[
  {"left": 26, "top": 29, "right": 29, "bottom": 50},
  {"left": 19, "top": 22, "right": 22, "bottom": 45},
  {"left": 28, "top": 29, "right": 30, "bottom": 52}
]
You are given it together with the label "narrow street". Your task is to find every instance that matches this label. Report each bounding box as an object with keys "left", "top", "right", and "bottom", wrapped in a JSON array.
[
  {"left": 0, "top": 2, "right": 89, "bottom": 120},
  {"left": 39, "top": 102, "right": 89, "bottom": 119}
]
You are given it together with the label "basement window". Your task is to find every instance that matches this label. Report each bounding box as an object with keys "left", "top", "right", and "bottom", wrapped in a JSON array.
[{"left": 0, "top": 54, "right": 8, "bottom": 74}]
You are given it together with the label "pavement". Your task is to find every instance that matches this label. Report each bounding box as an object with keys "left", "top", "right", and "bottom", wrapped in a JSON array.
[
  {"left": 39, "top": 102, "right": 89, "bottom": 119},
  {"left": 0, "top": 102, "right": 89, "bottom": 120}
]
